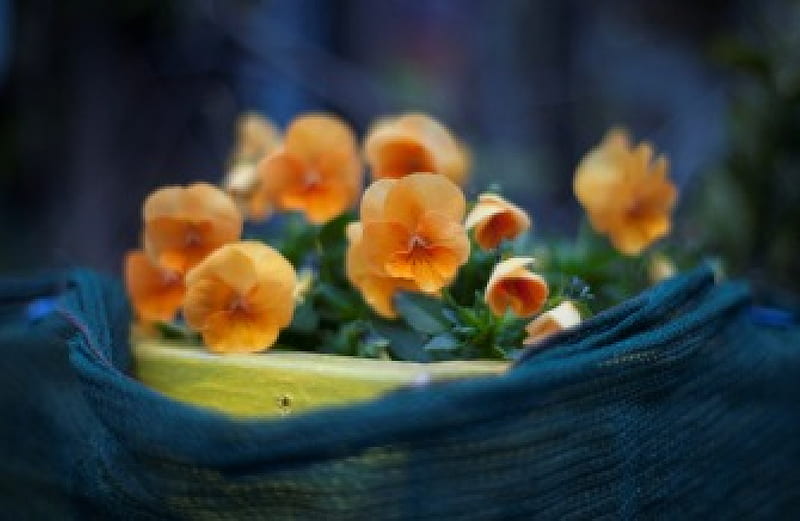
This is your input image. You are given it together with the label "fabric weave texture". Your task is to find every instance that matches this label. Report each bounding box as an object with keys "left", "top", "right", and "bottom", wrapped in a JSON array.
[{"left": 0, "top": 266, "right": 798, "bottom": 520}]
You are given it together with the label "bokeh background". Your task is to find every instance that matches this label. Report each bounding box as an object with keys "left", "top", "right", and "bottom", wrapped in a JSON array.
[{"left": 0, "top": 0, "right": 797, "bottom": 297}]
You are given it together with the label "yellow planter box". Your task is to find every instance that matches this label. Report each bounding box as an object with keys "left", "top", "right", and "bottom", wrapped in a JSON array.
[{"left": 133, "top": 340, "right": 509, "bottom": 418}]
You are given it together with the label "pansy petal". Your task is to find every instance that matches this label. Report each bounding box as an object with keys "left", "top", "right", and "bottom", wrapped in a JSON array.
[
  {"left": 188, "top": 245, "right": 259, "bottom": 296},
  {"left": 485, "top": 257, "right": 548, "bottom": 317},
  {"left": 360, "top": 179, "right": 396, "bottom": 222},
  {"left": 182, "top": 241, "right": 296, "bottom": 353},
  {"left": 182, "top": 276, "right": 238, "bottom": 330},
  {"left": 361, "top": 221, "right": 411, "bottom": 276},
  {"left": 366, "top": 133, "right": 436, "bottom": 180},
  {"left": 258, "top": 150, "right": 307, "bottom": 201},
  {"left": 124, "top": 250, "right": 184, "bottom": 322},
  {"left": 142, "top": 184, "right": 242, "bottom": 273},
  {"left": 418, "top": 212, "right": 470, "bottom": 264},
  {"left": 383, "top": 174, "right": 466, "bottom": 229},
  {"left": 364, "top": 113, "right": 469, "bottom": 184},
  {"left": 574, "top": 128, "right": 677, "bottom": 256},
  {"left": 345, "top": 221, "right": 363, "bottom": 244},
  {"left": 464, "top": 201, "right": 505, "bottom": 230},
  {"left": 202, "top": 311, "right": 281, "bottom": 354},
  {"left": 524, "top": 301, "right": 582, "bottom": 345},
  {"left": 257, "top": 116, "right": 361, "bottom": 224},
  {"left": 346, "top": 237, "right": 418, "bottom": 318},
  {"left": 243, "top": 241, "right": 298, "bottom": 305},
  {"left": 488, "top": 257, "right": 535, "bottom": 282},
  {"left": 143, "top": 186, "right": 184, "bottom": 221},
  {"left": 183, "top": 183, "right": 243, "bottom": 224},
  {"left": 284, "top": 113, "right": 357, "bottom": 164},
  {"left": 466, "top": 193, "right": 531, "bottom": 250},
  {"left": 231, "top": 112, "right": 280, "bottom": 162}
]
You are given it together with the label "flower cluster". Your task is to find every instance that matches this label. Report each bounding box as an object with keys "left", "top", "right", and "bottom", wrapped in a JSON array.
[
  {"left": 125, "top": 183, "right": 297, "bottom": 352},
  {"left": 126, "top": 182, "right": 243, "bottom": 323},
  {"left": 126, "top": 113, "right": 680, "bottom": 359}
]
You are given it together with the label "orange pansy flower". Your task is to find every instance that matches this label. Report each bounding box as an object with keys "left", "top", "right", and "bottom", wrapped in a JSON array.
[
  {"left": 244, "top": 171, "right": 275, "bottom": 222},
  {"left": 224, "top": 162, "right": 271, "bottom": 221},
  {"left": 364, "top": 113, "right": 470, "bottom": 185},
  {"left": 230, "top": 112, "right": 281, "bottom": 164},
  {"left": 485, "top": 257, "right": 548, "bottom": 317},
  {"left": 253, "top": 113, "right": 362, "bottom": 224},
  {"left": 345, "top": 222, "right": 419, "bottom": 318},
  {"left": 465, "top": 193, "right": 531, "bottom": 250},
  {"left": 574, "top": 129, "right": 677, "bottom": 256},
  {"left": 524, "top": 300, "right": 581, "bottom": 345},
  {"left": 223, "top": 113, "right": 282, "bottom": 220},
  {"left": 358, "top": 174, "right": 470, "bottom": 294},
  {"left": 124, "top": 250, "right": 185, "bottom": 322},
  {"left": 143, "top": 183, "right": 243, "bottom": 274},
  {"left": 183, "top": 241, "right": 297, "bottom": 353}
]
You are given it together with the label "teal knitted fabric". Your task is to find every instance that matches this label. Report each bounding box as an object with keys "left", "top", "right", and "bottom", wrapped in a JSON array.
[{"left": 0, "top": 266, "right": 798, "bottom": 519}]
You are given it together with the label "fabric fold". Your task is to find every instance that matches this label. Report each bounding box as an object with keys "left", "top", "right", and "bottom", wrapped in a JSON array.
[{"left": 0, "top": 266, "right": 798, "bottom": 519}]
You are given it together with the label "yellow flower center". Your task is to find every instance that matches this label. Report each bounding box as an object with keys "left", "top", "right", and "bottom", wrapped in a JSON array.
[
  {"left": 625, "top": 198, "right": 649, "bottom": 220},
  {"left": 185, "top": 227, "right": 203, "bottom": 247},
  {"left": 406, "top": 156, "right": 427, "bottom": 173},
  {"left": 228, "top": 295, "right": 250, "bottom": 314},
  {"left": 304, "top": 169, "right": 322, "bottom": 189},
  {"left": 407, "top": 234, "right": 429, "bottom": 252},
  {"left": 160, "top": 269, "right": 181, "bottom": 286}
]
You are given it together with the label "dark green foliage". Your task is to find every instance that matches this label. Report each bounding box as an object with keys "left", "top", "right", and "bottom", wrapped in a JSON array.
[
  {"left": 386, "top": 288, "right": 529, "bottom": 361},
  {"left": 152, "top": 321, "right": 199, "bottom": 342},
  {"left": 200, "top": 209, "right": 672, "bottom": 361},
  {"left": 694, "top": 11, "right": 800, "bottom": 294}
]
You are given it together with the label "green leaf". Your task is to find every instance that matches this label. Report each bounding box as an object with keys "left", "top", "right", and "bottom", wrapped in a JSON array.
[
  {"left": 452, "top": 325, "right": 477, "bottom": 336},
  {"left": 423, "top": 333, "right": 460, "bottom": 352},
  {"left": 571, "top": 299, "right": 594, "bottom": 320},
  {"left": 357, "top": 335, "right": 390, "bottom": 359},
  {"left": 320, "top": 321, "right": 364, "bottom": 356},
  {"left": 317, "top": 212, "right": 354, "bottom": 248},
  {"left": 277, "top": 215, "right": 317, "bottom": 266},
  {"left": 370, "top": 319, "right": 431, "bottom": 362},
  {"left": 154, "top": 321, "right": 197, "bottom": 341},
  {"left": 457, "top": 307, "right": 480, "bottom": 327},
  {"left": 494, "top": 317, "right": 527, "bottom": 351},
  {"left": 288, "top": 299, "right": 319, "bottom": 334},
  {"left": 315, "top": 282, "right": 361, "bottom": 320},
  {"left": 492, "top": 345, "right": 515, "bottom": 360},
  {"left": 711, "top": 37, "right": 771, "bottom": 82},
  {"left": 394, "top": 292, "right": 450, "bottom": 335},
  {"left": 448, "top": 246, "right": 497, "bottom": 306},
  {"left": 441, "top": 307, "right": 459, "bottom": 324}
]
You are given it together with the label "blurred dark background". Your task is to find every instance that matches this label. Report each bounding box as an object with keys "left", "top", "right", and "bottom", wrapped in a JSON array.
[{"left": 0, "top": 0, "right": 798, "bottom": 294}]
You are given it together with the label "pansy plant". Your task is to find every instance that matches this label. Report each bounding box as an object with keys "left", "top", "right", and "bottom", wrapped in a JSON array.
[{"left": 126, "top": 113, "right": 684, "bottom": 359}]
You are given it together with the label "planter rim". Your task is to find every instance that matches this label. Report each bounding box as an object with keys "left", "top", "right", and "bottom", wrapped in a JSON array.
[{"left": 133, "top": 340, "right": 508, "bottom": 417}]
